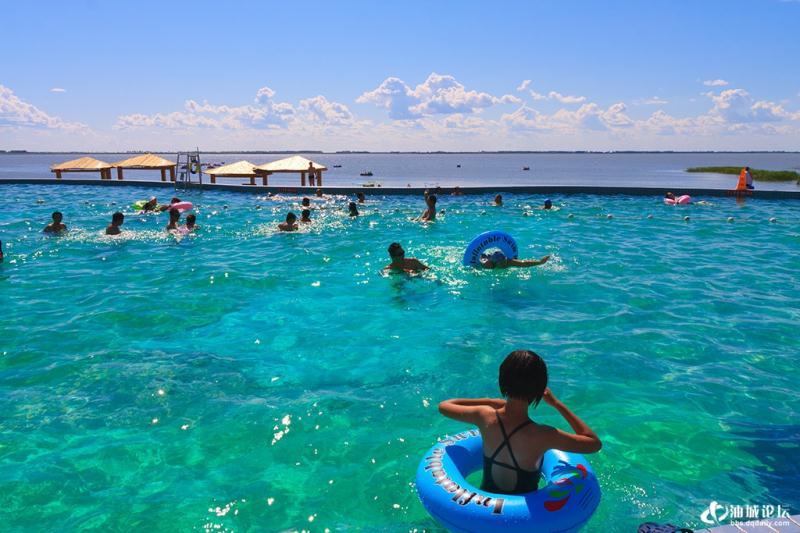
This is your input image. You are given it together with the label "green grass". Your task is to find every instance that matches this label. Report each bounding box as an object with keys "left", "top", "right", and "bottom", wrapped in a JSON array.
[{"left": 686, "top": 166, "right": 800, "bottom": 182}]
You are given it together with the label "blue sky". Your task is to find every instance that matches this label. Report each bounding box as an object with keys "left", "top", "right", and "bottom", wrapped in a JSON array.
[{"left": 2, "top": 0, "right": 799, "bottom": 151}]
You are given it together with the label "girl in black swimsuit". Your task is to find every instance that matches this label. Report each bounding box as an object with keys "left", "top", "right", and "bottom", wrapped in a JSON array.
[{"left": 438, "top": 349, "right": 602, "bottom": 495}]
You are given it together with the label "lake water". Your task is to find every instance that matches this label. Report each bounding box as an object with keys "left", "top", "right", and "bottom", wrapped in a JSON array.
[
  {"left": 2, "top": 152, "right": 799, "bottom": 190},
  {"left": 1, "top": 183, "right": 798, "bottom": 531}
]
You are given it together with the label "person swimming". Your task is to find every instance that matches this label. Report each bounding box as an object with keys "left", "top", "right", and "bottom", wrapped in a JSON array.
[
  {"left": 356, "top": 192, "right": 366, "bottom": 204},
  {"left": 384, "top": 242, "right": 428, "bottom": 273},
  {"left": 165, "top": 208, "right": 181, "bottom": 231},
  {"left": 480, "top": 250, "right": 550, "bottom": 269},
  {"left": 278, "top": 212, "right": 298, "bottom": 231},
  {"left": 181, "top": 214, "right": 198, "bottom": 233},
  {"left": 300, "top": 209, "right": 312, "bottom": 223},
  {"left": 141, "top": 197, "right": 159, "bottom": 212},
  {"left": 105, "top": 212, "right": 124, "bottom": 235},
  {"left": 543, "top": 199, "right": 553, "bottom": 210},
  {"left": 494, "top": 194, "right": 503, "bottom": 206},
  {"left": 302, "top": 197, "right": 311, "bottom": 208},
  {"left": 43, "top": 211, "right": 67, "bottom": 234},
  {"left": 315, "top": 188, "right": 324, "bottom": 198},
  {"left": 348, "top": 202, "right": 359, "bottom": 217},
  {"left": 420, "top": 194, "right": 437, "bottom": 221},
  {"left": 438, "top": 349, "right": 602, "bottom": 495}
]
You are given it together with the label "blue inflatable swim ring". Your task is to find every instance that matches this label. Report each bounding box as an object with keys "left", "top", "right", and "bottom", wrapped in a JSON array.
[
  {"left": 416, "top": 430, "right": 601, "bottom": 533},
  {"left": 463, "top": 231, "right": 518, "bottom": 267}
]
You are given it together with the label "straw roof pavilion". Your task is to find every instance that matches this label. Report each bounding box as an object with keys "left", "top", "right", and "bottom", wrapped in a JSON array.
[
  {"left": 112, "top": 153, "right": 176, "bottom": 181},
  {"left": 51, "top": 156, "right": 113, "bottom": 180},
  {"left": 254, "top": 155, "right": 328, "bottom": 187},
  {"left": 205, "top": 160, "right": 258, "bottom": 185}
]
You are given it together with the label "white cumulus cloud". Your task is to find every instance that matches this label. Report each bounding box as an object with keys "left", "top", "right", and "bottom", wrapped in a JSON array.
[
  {"left": 0, "top": 84, "right": 87, "bottom": 131},
  {"left": 703, "top": 79, "right": 729, "bottom": 87},
  {"left": 516, "top": 79, "right": 532, "bottom": 92},
  {"left": 358, "top": 73, "right": 520, "bottom": 119},
  {"left": 547, "top": 91, "right": 587, "bottom": 104},
  {"left": 50, "top": 87, "right": 66, "bottom": 93}
]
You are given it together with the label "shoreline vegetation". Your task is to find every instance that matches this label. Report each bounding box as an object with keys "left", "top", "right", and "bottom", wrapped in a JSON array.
[{"left": 686, "top": 166, "right": 800, "bottom": 182}]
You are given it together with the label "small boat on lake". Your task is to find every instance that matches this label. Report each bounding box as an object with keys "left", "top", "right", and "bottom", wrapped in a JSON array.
[{"left": 360, "top": 171, "right": 373, "bottom": 176}]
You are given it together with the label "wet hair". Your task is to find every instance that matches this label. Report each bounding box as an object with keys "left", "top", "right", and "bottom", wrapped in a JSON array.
[
  {"left": 348, "top": 202, "right": 359, "bottom": 215},
  {"left": 286, "top": 212, "right": 297, "bottom": 222},
  {"left": 171, "top": 197, "right": 180, "bottom": 204},
  {"left": 388, "top": 242, "right": 404, "bottom": 258},
  {"left": 544, "top": 198, "right": 553, "bottom": 206},
  {"left": 186, "top": 214, "right": 196, "bottom": 225},
  {"left": 427, "top": 194, "right": 437, "bottom": 205},
  {"left": 169, "top": 208, "right": 181, "bottom": 222},
  {"left": 111, "top": 212, "right": 124, "bottom": 224},
  {"left": 302, "top": 197, "right": 311, "bottom": 206},
  {"left": 664, "top": 192, "right": 675, "bottom": 199},
  {"left": 499, "top": 350, "right": 548, "bottom": 406},
  {"left": 52, "top": 211, "right": 63, "bottom": 221},
  {"left": 301, "top": 209, "right": 311, "bottom": 219},
  {"left": 357, "top": 192, "right": 365, "bottom": 200}
]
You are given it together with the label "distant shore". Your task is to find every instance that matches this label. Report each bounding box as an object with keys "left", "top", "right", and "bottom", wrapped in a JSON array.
[
  {"left": 3, "top": 150, "right": 800, "bottom": 155},
  {"left": 687, "top": 166, "right": 800, "bottom": 182}
]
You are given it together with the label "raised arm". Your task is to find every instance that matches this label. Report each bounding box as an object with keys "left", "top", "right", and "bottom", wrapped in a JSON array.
[
  {"left": 540, "top": 388, "right": 602, "bottom": 453},
  {"left": 438, "top": 398, "right": 504, "bottom": 425},
  {"left": 507, "top": 255, "right": 550, "bottom": 267}
]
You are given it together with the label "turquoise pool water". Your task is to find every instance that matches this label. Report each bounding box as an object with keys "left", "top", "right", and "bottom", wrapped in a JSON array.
[{"left": 1, "top": 184, "right": 798, "bottom": 531}]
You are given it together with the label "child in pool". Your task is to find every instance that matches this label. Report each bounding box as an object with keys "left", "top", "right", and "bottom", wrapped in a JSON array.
[
  {"left": 300, "top": 209, "right": 312, "bottom": 223},
  {"left": 181, "top": 214, "right": 198, "bottom": 233},
  {"left": 165, "top": 208, "right": 181, "bottom": 231},
  {"left": 480, "top": 251, "right": 550, "bottom": 269},
  {"left": 348, "top": 202, "right": 359, "bottom": 217},
  {"left": 43, "top": 211, "right": 67, "bottom": 234},
  {"left": 438, "top": 349, "right": 601, "bottom": 495}
]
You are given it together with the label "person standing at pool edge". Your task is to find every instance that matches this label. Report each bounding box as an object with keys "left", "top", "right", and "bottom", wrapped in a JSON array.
[
  {"left": 737, "top": 167, "right": 755, "bottom": 190},
  {"left": 385, "top": 242, "right": 428, "bottom": 272},
  {"left": 438, "top": 349, "right": 601, "bottom": 494}
]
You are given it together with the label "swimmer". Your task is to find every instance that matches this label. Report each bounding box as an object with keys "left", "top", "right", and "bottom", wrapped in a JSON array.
[
  {"left": 140, "top": 196, "right": 159, "bottom": 212},
  {"left": 543, "top": 199, "right": 553, "bottom": 210},
  {"left": 105, "top": 212, "right": 124, "bottom": 235},
  {"left": 438, "top": 349, "right": 602, "bottom": 495},
  {"left": 480, "top": 251, "right": 550, "bottom": 269},
  {"left": 385, "top": 242, "right": 428, "bottom": 272},
  {"left": 278, "top": 212, "right": 298, "bottom": 232},
  {"left": 300, "top": 209, "right": 312, "bottom": 223},
  {"left": 348, "top": 202, "right": 359, "bottom": 217},
  {"left": 494, "top": 194, "right": 503, "bottom": 206},
  {"left": 301, "top": 197, "right": 311, "bottom": 208},
  {"left": 315, "top": 188, "right": 324, "bottom": 198},
  {"left": 451, "top": 186, "right": 465, "bottom": 196},
  {"left": 182, "top": 214, "right": 198, "bottom": 232},
  {"left": 158, "top": 197, "right": 181, "bottom": 212},
  {"left": 420, "top": 194, "right": 437, "bottom": 221},
  {"left": 665, "top": 192, "right": 676, "bottom": 201},
  {"left": 43, "top": 211, "right": 67, "bottom": 234},
  {"left": 356, "top": 192, "right": 366, "bottom": 204},
  {"left": 165, "top": 208, "right": 181, "bottom": 231}
]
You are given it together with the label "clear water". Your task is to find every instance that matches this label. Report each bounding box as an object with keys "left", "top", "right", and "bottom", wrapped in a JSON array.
[
  {"left": 1, "top": 184, "right": 798, "bottom": 532},
  {"left": 2, "top": 151, "right": 800, "bottom": 190}
]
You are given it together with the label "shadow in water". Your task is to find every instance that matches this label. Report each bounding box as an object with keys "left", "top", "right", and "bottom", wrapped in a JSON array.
[{"left": 728, "top": 421, "right": 800, "bottom": 506}]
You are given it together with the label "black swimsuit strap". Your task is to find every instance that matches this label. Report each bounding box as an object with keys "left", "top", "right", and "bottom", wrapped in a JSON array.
[{"left": 489, "top": 411, "right": 533, "bottom": 470}]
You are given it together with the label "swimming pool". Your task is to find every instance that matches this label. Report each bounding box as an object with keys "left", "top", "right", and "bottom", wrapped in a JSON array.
[{"left": 1, "top": 184, "right": 798, "bottom": 531}]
